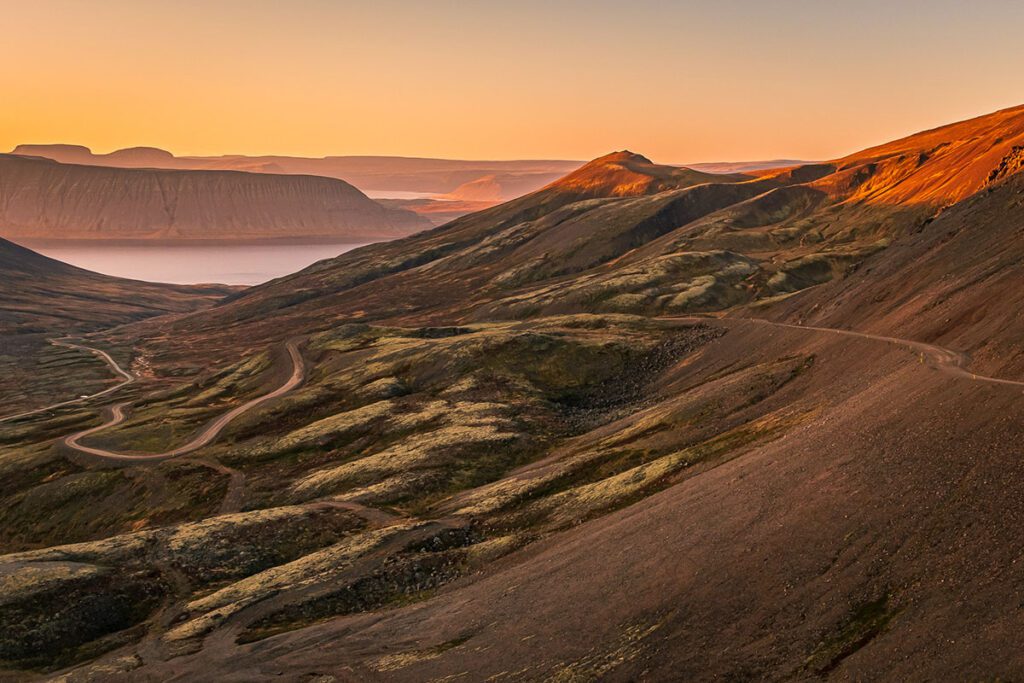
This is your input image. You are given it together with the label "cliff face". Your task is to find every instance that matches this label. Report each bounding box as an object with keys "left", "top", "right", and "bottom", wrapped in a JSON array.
[{"left": 0, "top": 155, "right": 430, "bottom": 241}]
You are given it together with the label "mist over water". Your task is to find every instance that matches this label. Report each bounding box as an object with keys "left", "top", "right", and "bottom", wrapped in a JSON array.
[
  {"left": 362, "top": 189, "right": 440, "bottom": 200},
  {"left": 28, "top": 242, "right": 369, "bottom": 286}
]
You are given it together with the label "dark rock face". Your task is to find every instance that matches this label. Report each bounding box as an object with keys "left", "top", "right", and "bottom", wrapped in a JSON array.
[
  {"left": 0, "top": 565, "right": 167, "bottom": 669},
  {"left": 987, "top": 145, "right": 1024, "bottom": 185}
]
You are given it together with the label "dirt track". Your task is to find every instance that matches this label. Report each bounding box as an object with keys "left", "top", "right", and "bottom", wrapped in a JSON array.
[
  {"left": 44, "top": 317, "right": 1024, "bottom": 465},
  {"left": 754, "top": 319, "right": 1024, "bottom": 388},
  {"left": 35, "top": 318, "right": 1024, "bottom": 682},
  {"left": 62, "top": 340, "right": 305, "bottom": 460},
  {"left": 105, "top": 314, "right": 1024, "bottom": 683},
  {"left": 664, "top": 316, "right": 1024, "bottom": 389},
  {"left": 0, "top": 339, "right": 135, "bottom": 423}
]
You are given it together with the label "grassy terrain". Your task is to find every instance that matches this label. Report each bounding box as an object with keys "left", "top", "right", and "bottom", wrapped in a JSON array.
[{"left": 0, "top": 312, "right": 828, "bottom": 676}]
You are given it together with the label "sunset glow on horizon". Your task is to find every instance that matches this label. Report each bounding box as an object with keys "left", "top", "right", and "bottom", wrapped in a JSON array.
[{"left": 5, "top": 0, "right": 1024, "bottom": 163}]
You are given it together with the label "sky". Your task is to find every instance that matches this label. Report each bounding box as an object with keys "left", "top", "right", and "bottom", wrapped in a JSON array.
[{"left": 3, "top": 0, "right": 1024, "bottom": 163}]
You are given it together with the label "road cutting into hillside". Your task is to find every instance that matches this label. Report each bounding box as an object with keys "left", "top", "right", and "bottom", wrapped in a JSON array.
[
  {"left": 63, "top": 340, "right": 305, "bottom": 460},
  {"left": 36, "top": 316, "right": 1024, "bottom": 465},
  {"left": 0, "top": 339, "right": 136, "bottom": 423},
  {"left": 760, "top": 319, "right": 1024, "bottom": 387},
  {"left": 689, "top": 317, "right": 1024, "bottom": 389}
]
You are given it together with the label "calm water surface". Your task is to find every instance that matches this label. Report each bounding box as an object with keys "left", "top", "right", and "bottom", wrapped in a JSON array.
[{"left": 30, "top": 242, "right": 369, "bottom": 286}]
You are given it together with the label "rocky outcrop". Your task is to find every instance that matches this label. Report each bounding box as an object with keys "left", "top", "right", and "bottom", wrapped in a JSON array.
[{"left": 987, "top": 145, "right": 1024, "bottom": 185}]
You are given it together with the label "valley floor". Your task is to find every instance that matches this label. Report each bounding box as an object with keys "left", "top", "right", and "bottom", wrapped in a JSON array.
[{"left": 4, "top": 312, "right": 1023, "bottom": 681}]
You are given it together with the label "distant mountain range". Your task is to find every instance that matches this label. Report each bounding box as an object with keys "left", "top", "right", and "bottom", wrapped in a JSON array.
[
  {"left": 10, "top": 144, "right": 582, "bottom": 201},
  {"left": 685, "top": 159, "right": 810, "bottom": 174},
  {"left": 10, "top": 145, "right": 812, "bottom": 220}
]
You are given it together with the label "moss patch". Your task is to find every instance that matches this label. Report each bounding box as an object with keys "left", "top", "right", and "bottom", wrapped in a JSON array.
[{"left": 805, "top": 594, "right": 898, "bottom": 675}]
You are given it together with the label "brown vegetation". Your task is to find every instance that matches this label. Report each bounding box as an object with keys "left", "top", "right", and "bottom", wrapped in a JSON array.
[{"left": 6, "top": 105, "right": 1024, "bottom": 681}]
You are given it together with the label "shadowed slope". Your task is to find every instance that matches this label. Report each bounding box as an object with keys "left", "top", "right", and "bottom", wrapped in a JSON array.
[
  {"left": 758, "top": 168, "right": 1024, "bottom": 378},
  {"left": 0, "top": 238, "right": 231, "bottom": 333},
  {"left": 0, "top": 239, "right": 233, "bottom": 415}
]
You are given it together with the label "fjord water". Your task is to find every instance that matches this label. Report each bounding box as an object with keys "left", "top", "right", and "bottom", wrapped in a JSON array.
[{"left": 27, "top": 242, "right": 369, "bottom": 285}]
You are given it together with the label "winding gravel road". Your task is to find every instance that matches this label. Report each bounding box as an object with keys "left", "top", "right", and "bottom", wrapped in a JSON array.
[
  {"left": 0, "top": 339, "right": 135, "bottom": 423},
  {"left": 747, "top": 318, "right": 1024, "bottom": 388},
  {"left": 63, "top": 340, "right": 305, "bottom": 460},
  {"left": 13, "top": 315, "right": 1022, "bottom": 464}
]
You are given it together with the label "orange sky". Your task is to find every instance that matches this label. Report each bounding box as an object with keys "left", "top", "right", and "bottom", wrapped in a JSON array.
[{"left": 4, "top": 0, "right": 1024, "bottom": 163}]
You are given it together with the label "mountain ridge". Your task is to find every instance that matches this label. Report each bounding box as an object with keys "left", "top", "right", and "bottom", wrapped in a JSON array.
[{"left": 105, "top": 104, "right": 1024, "bottom": 362}]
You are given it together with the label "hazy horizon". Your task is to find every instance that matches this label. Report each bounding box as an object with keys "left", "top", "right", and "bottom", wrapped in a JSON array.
[
  {"left": 4, "top": 142, "right": 813, "bottom": 168},
  {"left": 5, "top": 1, "right": 1024, "bottom": 163}
]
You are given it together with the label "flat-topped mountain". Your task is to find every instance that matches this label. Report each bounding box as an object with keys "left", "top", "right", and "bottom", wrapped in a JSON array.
[
  {"left": 13, "top": 144, "right": 177, "bottom": 167},
  {"left": 439, "top": 173, "right": 566, "bottom": 202},
  {"left": 686, "top": 158, "right": 810, "bottom": 174},
  {"left": 0, "top": 154, "right": 429, "bottom": 242},
  {"left": 10, "top": 146, "right": 586, "bottom": 223}
]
